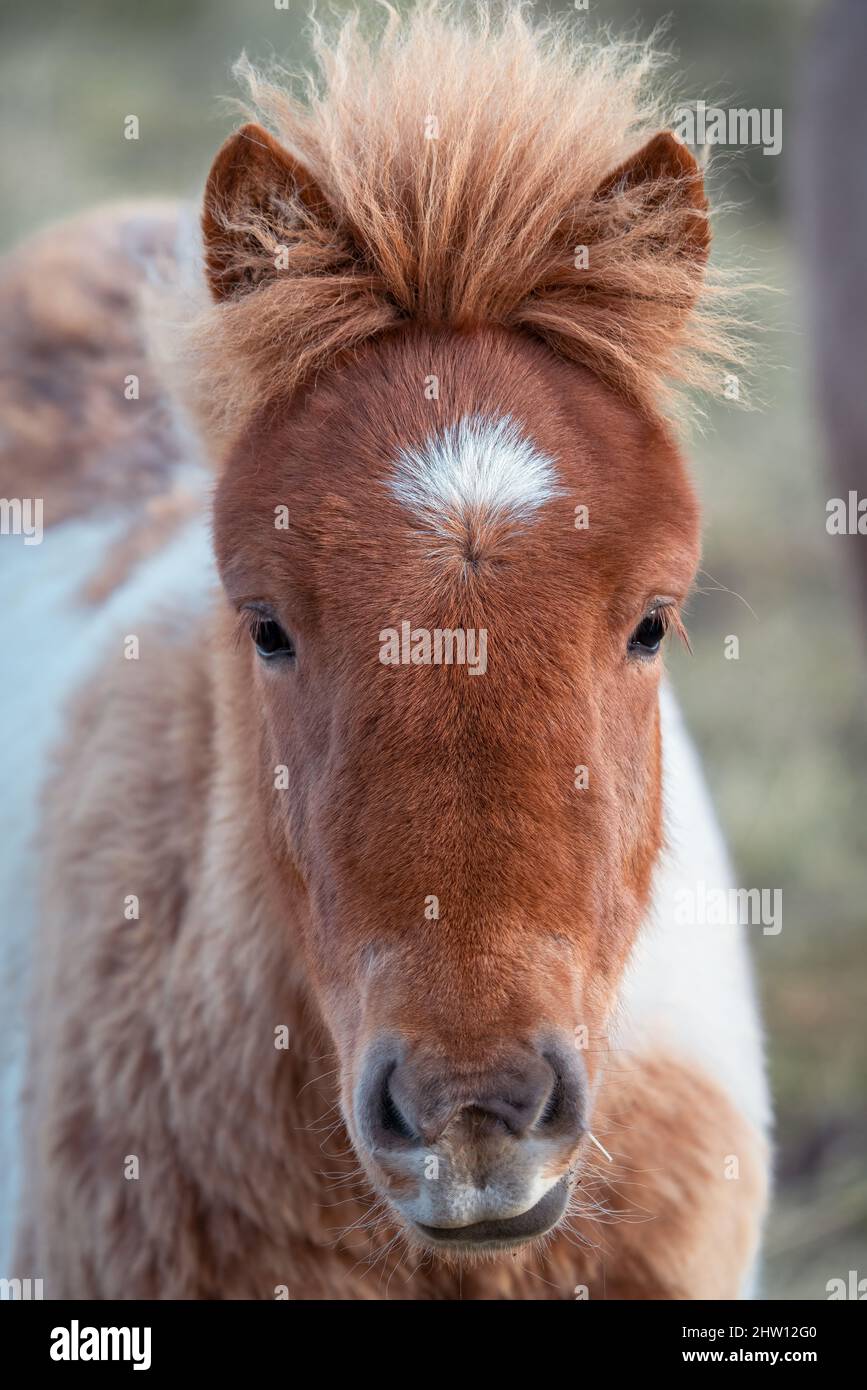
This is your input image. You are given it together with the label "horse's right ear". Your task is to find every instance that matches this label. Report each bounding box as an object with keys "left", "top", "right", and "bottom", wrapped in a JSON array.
[{"left": 202, "top": 122, "right": 333, "bottom": 301}]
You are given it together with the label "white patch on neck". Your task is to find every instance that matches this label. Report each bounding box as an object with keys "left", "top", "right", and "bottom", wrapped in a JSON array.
[
  {"left": 0, "top": 503, "right": 215, "bottom": 1272},
  {"left": 389, "top": 413, "right": 561, "bottom": 534},
  {"left": 617, "top": 682, "right": 770, "bottom": 1138}
]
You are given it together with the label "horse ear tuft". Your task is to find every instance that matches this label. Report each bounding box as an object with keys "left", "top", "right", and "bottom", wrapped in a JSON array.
[{"left": 201, "top": 122, "right": 334, "bottom": 301}]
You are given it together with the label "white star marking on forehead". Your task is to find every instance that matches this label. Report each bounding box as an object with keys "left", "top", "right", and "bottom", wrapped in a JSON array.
[{"left": 388, "top": 413, "right": 562, "bottom": 535}]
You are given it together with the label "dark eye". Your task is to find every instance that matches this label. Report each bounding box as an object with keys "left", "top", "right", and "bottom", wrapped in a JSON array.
[
  {"left": 250, "top": 614, "right": 295, "bottom": 661},
  {"left": 628, "top": 610, "right": 666, "bottom": 658}
]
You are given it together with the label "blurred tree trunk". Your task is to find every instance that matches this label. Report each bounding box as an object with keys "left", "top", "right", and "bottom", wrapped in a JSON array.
[{"left": 794, "top": 0, "right": 867, "bottom": 619}]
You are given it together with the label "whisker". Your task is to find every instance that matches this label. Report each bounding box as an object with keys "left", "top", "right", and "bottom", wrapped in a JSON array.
[{"left": 587, "top": 1131, "right": 614, "bottom": 1163}]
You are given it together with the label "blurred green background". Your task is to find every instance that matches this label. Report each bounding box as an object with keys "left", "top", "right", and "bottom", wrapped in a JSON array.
[{"left": 1, "top": 0, "right": 863, "bottom": 1299}]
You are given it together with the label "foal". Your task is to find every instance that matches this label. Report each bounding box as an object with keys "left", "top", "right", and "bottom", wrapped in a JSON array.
[{"left": 1, "top": 4, "right": 769, "bottom": 1298}]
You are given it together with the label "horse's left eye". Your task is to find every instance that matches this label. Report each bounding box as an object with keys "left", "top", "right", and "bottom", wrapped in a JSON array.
[
  {"left": 628, "top": 611, "right": 666, "bottom": 657},
  {"left": 252, "top": 617, "right": 295, "bottom": 661}
]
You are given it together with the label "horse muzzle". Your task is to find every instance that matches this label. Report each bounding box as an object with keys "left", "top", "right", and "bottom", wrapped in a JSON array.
[{"left": 353, "top": 1034, "right": 587, "bottom": 1251}]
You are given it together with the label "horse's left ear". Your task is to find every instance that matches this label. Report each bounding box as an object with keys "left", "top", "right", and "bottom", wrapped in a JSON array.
[
  {"left": 593, "top": 129, "right": 710, "bottom": 273},
  {"left": 202, "top": 121, "right": 333, "bottom": 301}
]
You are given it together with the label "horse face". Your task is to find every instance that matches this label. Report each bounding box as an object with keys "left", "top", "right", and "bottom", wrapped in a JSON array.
[{"left": 213, "top": 324, "right": 700, "bottom": 1252}]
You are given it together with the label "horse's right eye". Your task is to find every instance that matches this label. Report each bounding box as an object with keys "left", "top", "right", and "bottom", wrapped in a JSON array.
[{"left": 248, "top": 613, "right": 295, "bottom": 661}]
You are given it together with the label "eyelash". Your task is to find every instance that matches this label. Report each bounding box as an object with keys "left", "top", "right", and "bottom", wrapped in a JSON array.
[
  {"left": 233, "top": 608, "right": 260, "bottom": 651},
  {"left": 662, "top": 603, "right": 690, "bottom": 649}
]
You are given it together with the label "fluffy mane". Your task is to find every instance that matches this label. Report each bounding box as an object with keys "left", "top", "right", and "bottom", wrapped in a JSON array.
[{"left": 177, "top": 0, "right": 744, "bottom": 443}]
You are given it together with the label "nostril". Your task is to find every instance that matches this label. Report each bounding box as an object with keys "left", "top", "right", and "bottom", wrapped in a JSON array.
[
  {"left": 537, "top": 1070, "right": 565, "bottom": 1130},
  {"left": 380, "top": 1068, "right": 417, "bottom": 1144},
  {"left": 356, "top": 1048, "right": 419, "bottom": 1153},
  {"left": 535, "top": 1048, "right": 585, "bottom": 1141}
]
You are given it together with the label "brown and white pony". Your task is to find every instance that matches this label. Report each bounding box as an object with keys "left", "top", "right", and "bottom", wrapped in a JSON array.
[{"left": 0, "top": 4, "right": 769, "bottom": 1299}]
